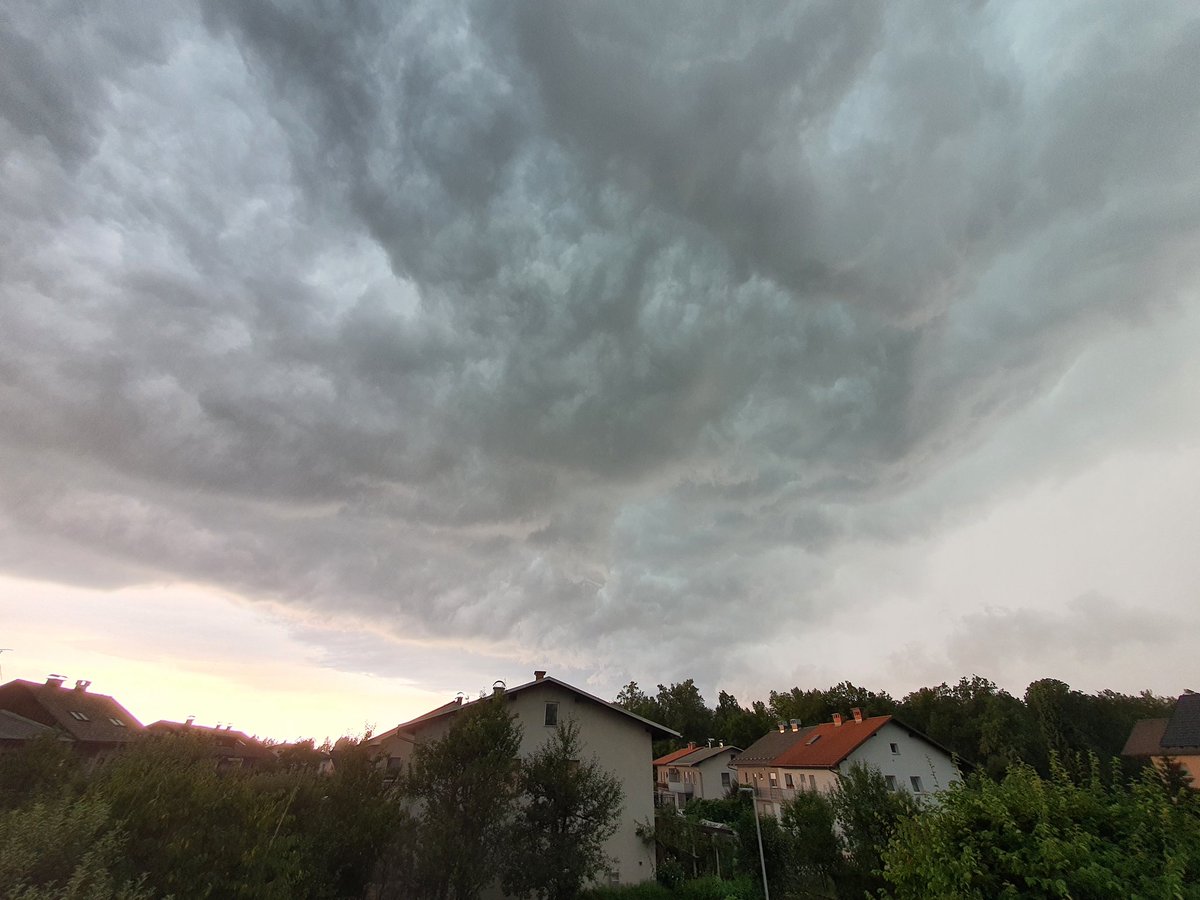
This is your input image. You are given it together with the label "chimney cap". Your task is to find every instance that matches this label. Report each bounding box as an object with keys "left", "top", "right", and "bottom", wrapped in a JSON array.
[
  {"left": 534, "top": 670, "right": 547, "bottom": 681},
  {"left": 46, "top": 674, "right": 66, "bottom": 688},
  {"left": 492, "top": 680, "right": 506, "bottom": 695},
  {"left": 74, "top": 679, "right": 91, "bottom": 692},
  {"left": 832, "top": 712, "right": 843, "bottom": 727},
  {"left": 851, "top": 707, "right": 863, "bottom": 723}
]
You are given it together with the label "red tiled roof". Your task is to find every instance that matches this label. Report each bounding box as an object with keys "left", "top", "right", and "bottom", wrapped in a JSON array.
[
  {"left": 653, "top": 744, "right": 700, "bottom": 766},
  {"left": 772, "top": 715, "right": 891, "bottom": 768}
]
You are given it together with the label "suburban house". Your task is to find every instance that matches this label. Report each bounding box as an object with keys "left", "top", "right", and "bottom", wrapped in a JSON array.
[
  {"left": 368, "top": 670, "right": 678, "bottom": 891},
  {"left": 1123, "top": 690, "right": 1200, "bottom": 785},
  {"left": 0, "top": 676, "right": 144, "bottom": 762},
  {"left": 0, "top": 708, "right": 73, "bottom": 751},
  {"left": 148, "top": 718, "right": 276, "bottom": 770},
  {"left": 734, "top": 708, "right": 961, "bottom": 817},
  {"left": 653, "top": 742, "right": 740, "bottom": 808}
]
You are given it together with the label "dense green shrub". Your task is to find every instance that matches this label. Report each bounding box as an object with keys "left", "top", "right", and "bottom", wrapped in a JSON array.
[
  {"left": 882, "top": 759, "right": 1200, "bottom": 899},
  {"left": 0, "top": 794, "right": 149, "bottom": 899}
]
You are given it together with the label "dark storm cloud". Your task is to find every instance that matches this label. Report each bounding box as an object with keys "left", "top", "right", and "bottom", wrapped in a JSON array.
[{"left": 2, "top": 2, "right": 1199, "bottom": 680}]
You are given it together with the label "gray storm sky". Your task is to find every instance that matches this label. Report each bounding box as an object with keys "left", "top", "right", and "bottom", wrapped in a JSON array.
[{"left": 2, "top": 1, "right": 1198, "bottom": 733}]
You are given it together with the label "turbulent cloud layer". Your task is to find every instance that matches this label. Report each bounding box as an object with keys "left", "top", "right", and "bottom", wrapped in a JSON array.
[{"left": 2, "top": 2, "right": 1199, "bottom": 692}]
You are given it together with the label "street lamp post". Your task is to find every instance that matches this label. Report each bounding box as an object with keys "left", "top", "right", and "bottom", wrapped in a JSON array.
[{"left": 739, "top": 786, "right": 770, "bottom": 900}]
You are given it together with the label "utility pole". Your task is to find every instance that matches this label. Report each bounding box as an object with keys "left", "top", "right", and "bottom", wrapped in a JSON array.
[{"left": 739, "top": 786, "right": 770, "bottom": 900}]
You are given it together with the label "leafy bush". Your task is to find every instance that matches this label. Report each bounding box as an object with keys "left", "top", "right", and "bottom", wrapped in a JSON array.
[
  {"left": 882, "top": 759, "right": 1200, "bottom": 899},
  {"left": 0, "top": 794, "right": 149, "bottom": 899}
]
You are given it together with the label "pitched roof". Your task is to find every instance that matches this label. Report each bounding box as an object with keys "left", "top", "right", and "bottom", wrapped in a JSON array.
[
  {"left": 1122, "top": 718, "right": 1170, "bottom": 758},
  {"left": 654, "top": 744, "right": 702, "bottom": 766},
  {"left": 396, "top": 676, "right": 679, "bottom": 741},
  {"left": 0, "top": 709, "right": 71, "bottom": 742},
  {"left": 773, "top": 716, "right": 891, "bottom": 768},
  {"left": 1161, "top": 692, "right": 1200, "bottom": 750},
  {"left": 147, "top": 720, "right": 275, "bottom": 760},
  {"left": 671, "top": 745, "right": 741, "bottom": 767},
  {"left": 737, "top": 726, "right": 818, "bottom": 765},
  {"left": 0, "top": 679, "right": 143, "bottom": 744}
]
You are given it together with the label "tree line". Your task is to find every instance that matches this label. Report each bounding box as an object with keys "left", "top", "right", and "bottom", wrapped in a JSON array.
[
  {"left": 615, "top": 674, "right": 1175, "bottom": 777},
  {"left": 0, "top": 696, "right": 623, "bottom": 900}
]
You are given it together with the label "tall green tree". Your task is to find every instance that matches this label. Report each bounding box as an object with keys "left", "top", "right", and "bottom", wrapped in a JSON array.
[
  {"left": 403, "top": 696, "right": 523, "bottom": 900},
  {"left": 614, "top": 681, "right": 660, "bottom": 724},
  {"left": 503, "top": 720, "right": 623, "bottom": 900},
  {"left": 830, "top": 762, "right": 917, "bottom": 897},
  {"left": 712, "top": 691, "right": 774, "bottom": 751},
  {"left": 654, "top": 680, "right": 714, "bottom": 744}
]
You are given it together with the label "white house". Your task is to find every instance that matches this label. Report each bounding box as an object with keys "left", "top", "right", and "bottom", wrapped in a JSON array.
[
  {"left": 369, "top": 671, "right": 678, "bottom": 891},
  {"left": 734, "top": 708, "right": 961, "bottom": 818},
  {"left": 653, "top": 742, "right": 740, "bottom": 808}
]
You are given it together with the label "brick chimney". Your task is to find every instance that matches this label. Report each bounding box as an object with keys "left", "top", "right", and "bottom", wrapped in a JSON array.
[
  {"left": 74, "top": 679, "right": 91, "bottom": 692},
  {"left": 45, "top": 674, "right": 65, "bottom": 689},
  {"left": 534, "top": 670, "right": 547, "bottom": 681},
  {"left": 789, "top": 719, "right": 800, "bottom": 732},
  {"left": 851, "top": 707, "right": 863, "bottom": 724},
  {"left": 492, "top": 680, "right": 506, "bottom": 696},
  {"left": 832, "top": 712, "right": 843, "bottom": 727}
]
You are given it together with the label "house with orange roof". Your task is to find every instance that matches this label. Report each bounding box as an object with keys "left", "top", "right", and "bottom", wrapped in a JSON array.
[
  {"left": 653, "top": 741, "right": 740, "bottom": 808},
  {"left": 734, "top": 708, "right": 961, "bottom": 818}
]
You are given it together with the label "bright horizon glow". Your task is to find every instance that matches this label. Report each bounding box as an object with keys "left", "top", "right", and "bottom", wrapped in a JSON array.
[{"left": 0, "top": 578, "right": 451, "bottom": 742}]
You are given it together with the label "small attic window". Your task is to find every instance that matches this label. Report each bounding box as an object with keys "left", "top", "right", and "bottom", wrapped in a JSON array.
[
  {"left": 108, "top": 716, "right": 126, "bottom": 727},
  {"left": 69, "top": 710, "right": 90, "bottom": 721},
  {"left": 805, "top": 734, "right": 821, "bottom": 745}
]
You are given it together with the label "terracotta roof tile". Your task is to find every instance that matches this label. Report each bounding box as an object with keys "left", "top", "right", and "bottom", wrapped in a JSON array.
[
  {"left": 772, "top": 716, "right": 891, "bottom": 768},
  {"left": 653, "top": 744, "right": 701, "bottom": 766},
  {"left": 737, "top": 727, "right": 817, "bottom": 765}
]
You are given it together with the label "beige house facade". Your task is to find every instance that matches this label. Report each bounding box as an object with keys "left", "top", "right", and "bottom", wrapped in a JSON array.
[{"left": 369, "top": 671, "right": 677, "bottom": 891}]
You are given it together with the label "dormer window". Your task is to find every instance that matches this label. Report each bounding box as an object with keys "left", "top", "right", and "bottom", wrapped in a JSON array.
[{"left": 69, "top": 710, "right": 90, "bottom": 721}]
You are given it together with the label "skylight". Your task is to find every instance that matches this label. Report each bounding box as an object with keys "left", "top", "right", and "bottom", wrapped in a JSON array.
[{"left": 806, "top": 734, "right": 821, "bottom": 745}]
